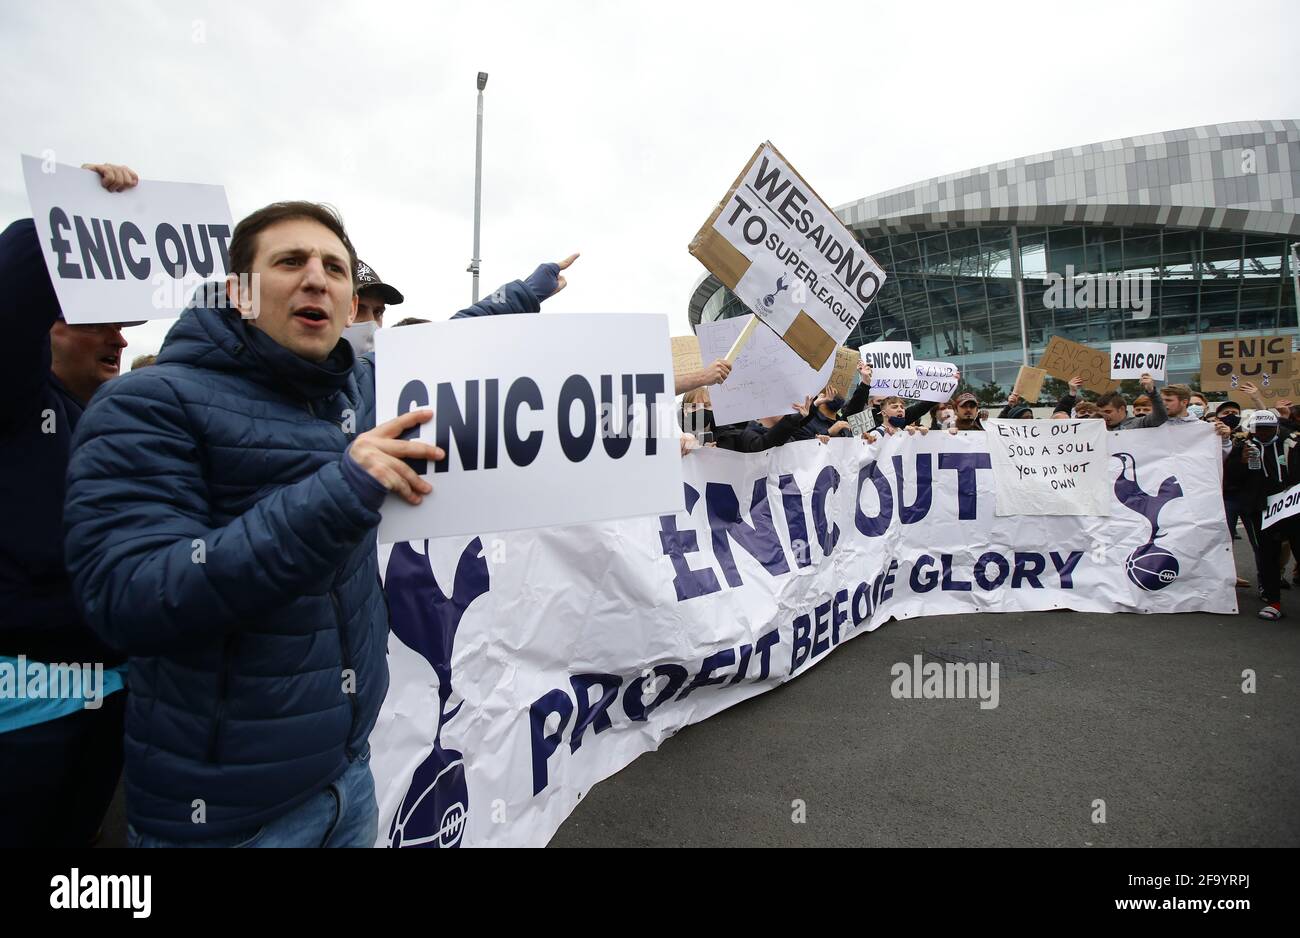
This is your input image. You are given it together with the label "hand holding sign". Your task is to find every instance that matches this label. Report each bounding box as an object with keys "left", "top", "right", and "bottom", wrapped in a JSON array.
[
  {"left": 81, "top": 163, "right": 139, "bottom": 192},
  {"left": 349, "top": 409, "right": 445, "bottom": 505}
]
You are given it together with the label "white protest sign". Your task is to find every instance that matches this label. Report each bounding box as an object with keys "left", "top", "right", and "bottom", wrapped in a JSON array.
[
  {"left": 985, "top": 418, "right": 1110, "bottom": 515},
  {"left": 21, "top": 155, "right": 234, "bottom": 324},
  {"left": 861, "top": 341, "right": 916, "bottom": 394},
  {"left": 1263, "top": 483, "right": 1300, "bottom": 530},
  {"left": 1110, "top": 341, "right": 1169, "bottom": 380},
  {"left": 688, "top": 143, "right": 887, "bottom": 370},
  {"left": 902, "top": 360, "right": 960, "bottom": 403},
  {"left": 374, "top": 314, "right": 683, "bottom": 542},
  {"left": 696, "top": 315, "right": 833, "bottom": 425}
]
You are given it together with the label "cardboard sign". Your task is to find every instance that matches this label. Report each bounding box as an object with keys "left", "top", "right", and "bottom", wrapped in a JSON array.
[
  {"left": 374, "top": 314, "right": 683, "bottom": 542},
  {"left": 1263, "top": 482, "right": 1300, "bottom": 530},
  {"left": 1038, "top": 336, "right": 1119, "bottom": 395},
  {"left": 1199, "top": 337, "right": 1292, "bottom": 392},
  {"left": 1110, "top": 342, "right": 1168, "bottom": 380},
  {"left": 688, "top": 142, "right": 887, "bottom": 370},
  {"left": 671, "top": 336, "right": 704, "bottom": 389},
  {"left": 826, "top": 346, "right": 859, "bottom": 398},
  {"left": 697, "top": 315, "right": 834, "bottom": 425},
  {"left": 985, "top": 418, "right": 1110, "bottom": 516},
  {"left": 1012, "top": 365, "right": 1047, "bottom": 403},
  {"left": 21, "top": 155, "right": 234, "bottom": 324}
]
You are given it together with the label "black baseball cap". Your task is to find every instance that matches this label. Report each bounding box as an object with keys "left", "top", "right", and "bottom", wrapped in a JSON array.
[
  {"left": 354, "top": 259, "right": 404, "bottom": 305},
  {"left": 1216, "top": 400, "right": 1242, "bottom": 414}
]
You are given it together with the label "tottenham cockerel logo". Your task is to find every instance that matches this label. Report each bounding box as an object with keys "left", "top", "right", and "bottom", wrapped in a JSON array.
[
  {"left": 1112, "top": 453, "right": 1184, "bottom": 591},
  {"left": 384, "top": 537, "right": 491, "bottom": 848},
  {"left": 763, "top": 275, "right": 790, "bottom": 309}
]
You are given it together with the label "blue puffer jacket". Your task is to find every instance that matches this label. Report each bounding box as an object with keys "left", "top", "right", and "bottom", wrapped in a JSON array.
[{"left": 64, "top": 281, "right": 540, "bottom": 840}]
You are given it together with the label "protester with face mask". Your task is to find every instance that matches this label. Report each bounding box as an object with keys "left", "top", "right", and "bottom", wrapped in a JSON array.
[
  {"left": 1161, "top": 383, "right": 1232, "bottom": 454},
  {"left": 0, "top": 162, "right": 142, "bottom": 848},
  {"left": 339, "top": 259, "right": 403, "bottom": 355},
  {"left": 1188, "top": 393, "right": 1210, "bottom": 420},
  {"left": 1223, "top": 410, "right": 1300, "bottom": 618},
  {"left": 1217, "top": 401, "right": 1247, "bottom": 549},
  {"left": 800, "top": 385, "right": 851, "bottom": 438},
  {"left": 842, "top": 360, "right": 939, "bottom": 427},
  {"left": 1132, "top": 394, "right": 1153, "bottom": 417}
]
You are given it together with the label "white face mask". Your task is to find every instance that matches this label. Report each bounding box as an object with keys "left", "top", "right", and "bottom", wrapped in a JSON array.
[
  {"left": 1187, "top": 404, "right": 1205, "bottom": 419},
  {"left": 341, "top": 320, "right": 378, "bottom": 355}
]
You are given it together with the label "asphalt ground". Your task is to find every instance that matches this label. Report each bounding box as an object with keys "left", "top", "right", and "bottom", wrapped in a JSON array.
[
  {"left": 550, "top": 539, "right": 1300, "bottom": 848},
  {"left": 94, "top": 533, "right": 1299, "bottom": 849}
]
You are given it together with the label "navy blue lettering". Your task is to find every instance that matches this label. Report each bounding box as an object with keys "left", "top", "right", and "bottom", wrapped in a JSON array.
[
  {"left": 974, "top": 552, "right": 1010, "bottom": 590},
  {"left": 75, "top": 216, "right": 113, "bottom": 279},
  {"left": 1012, "top": 552, "right": 1046, "bottom": 588},
  {"left": 529, "top": 689, "right": 573, "bottom": 795},
  {"left": 910, "top": 554, "right": 939, "bottom": 592},
  {"left": 941, "top": 553, "right": 972, "bottom": 591},
  {"left": 1050, "top": 550, "right": 1084, "bottom": 588},
  {"left": 790, "top": 614, "right": 812, "bottom": 673},
  {"left": 119, "top": 222, "right": 149, "bottom": 279},
  {"left": 622, "top": 664, "right": 688, "bottom": 722},
  {"left": 558, "top": 375, "right": 595, "bottom": 462},
  {"left": 659, "top": 484, "right": 722, "bottom": 601},
  {"left": 811, "top": 465, "right": 841, "bottom": 555},
  {"left": 855, "top": 460, "right": 893, "bottom": 537},
  {"left": 893, "top": 453, "right": 933, "bottom": 523},
  {"left": 938, "top": 452, "right": 992, "bottom": 520},
  {"left": 706, "top": 479, "right": 791, "bottom": 588},
  {"left": 677, "top": 649, "right": 736, "bottom": 701},
  {"left": 504, "top": 377, "right": 543, "bottom": 466},
  {"left": 779, "top": 473, "right": 811, "bottom": 568},
  {"left": 48, "top": 208, "right": 81, "bottom": 278},
  {"left": 397, "top": 379, "right": 430, "bottom": 474},
  {"left": 155, "top": 222, "right": 186, "bottom": 276},
  {"left": 435, "top": 380, "right": 478, "bottom": 473},
  {"left": 569, "top": 674, "right": 620, "bottom": 753}
]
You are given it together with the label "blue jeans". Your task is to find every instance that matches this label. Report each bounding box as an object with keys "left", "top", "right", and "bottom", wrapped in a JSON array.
[{"left": 129, "top": 748, "right": 377, "bottom": 848}]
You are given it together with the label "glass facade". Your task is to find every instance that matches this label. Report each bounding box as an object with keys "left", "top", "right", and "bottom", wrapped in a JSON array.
[{"left": 697, "top": 225, "right": 1299, "bottom": 388}]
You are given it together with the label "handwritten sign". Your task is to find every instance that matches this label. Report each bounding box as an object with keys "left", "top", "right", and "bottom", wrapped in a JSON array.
[
  {"left": 697, "top": 314, "right": 834, "bottom": 425},
  {"left": 985, "top": 418, "right": 1110, "bottom": 516},
  {"left": 1039, "top": 336, "right": 1119, "bottom": 395},
  {"left": 1199, "top": 337, "right": 1292, "bottom": 392}
]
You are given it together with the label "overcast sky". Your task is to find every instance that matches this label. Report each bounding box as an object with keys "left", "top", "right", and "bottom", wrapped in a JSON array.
[{"left": 3, "top": 0, "right": 1298, "bottom": 366}]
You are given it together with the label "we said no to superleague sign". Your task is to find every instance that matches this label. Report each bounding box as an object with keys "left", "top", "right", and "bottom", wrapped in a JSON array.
[
  {"left": 689, "top": 143, "right": 887, "bottom": 370},
  {"left": 374, "top": 314, "right": 685, "bottom": 543}
]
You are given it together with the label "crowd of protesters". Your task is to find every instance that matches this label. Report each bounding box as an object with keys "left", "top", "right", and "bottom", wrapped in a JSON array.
[{"left": 0, "top": 157, "right": 1290, "bottom": 853}]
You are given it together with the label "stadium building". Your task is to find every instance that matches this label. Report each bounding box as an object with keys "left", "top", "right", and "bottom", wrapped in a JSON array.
[{"left": 688, "top": 121, "right": 1300, "bottom": 388}]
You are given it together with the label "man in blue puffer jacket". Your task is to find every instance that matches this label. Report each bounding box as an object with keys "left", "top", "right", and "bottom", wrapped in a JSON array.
[{"left": 64, "top": 200, "right": 572, "bottom": 846}]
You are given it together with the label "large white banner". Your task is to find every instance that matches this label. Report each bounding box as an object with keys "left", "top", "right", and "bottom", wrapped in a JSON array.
[
  {"left": 371, "top": 422, "right": 1235, "bottom": 848},
  {"left": 21, "top": 155, "right": 234, "bottom": 324}
]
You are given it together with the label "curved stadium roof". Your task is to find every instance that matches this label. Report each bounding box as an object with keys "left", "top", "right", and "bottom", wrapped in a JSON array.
[{"left": 690, "top": 120, "right": 1300, "bottom": 326}]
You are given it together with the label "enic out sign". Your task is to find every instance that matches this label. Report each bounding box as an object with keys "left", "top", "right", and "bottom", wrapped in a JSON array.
[
  {"left": 374, "top": 314, "right": 684, "bottom": 542},
  {"left": 21, "top": 155, "right": 234, "bottom": 324},
  {"left": 1109, "top": 341, "right": 1168, "bottom": 380}
]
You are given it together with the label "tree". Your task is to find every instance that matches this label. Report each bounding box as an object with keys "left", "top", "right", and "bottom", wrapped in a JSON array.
[
  {"left": 1040, "top": 376, "right": 1070, "bottom": 403},
  {"left": 976, "top": 380, "right": 1004, "bottom": 406}
]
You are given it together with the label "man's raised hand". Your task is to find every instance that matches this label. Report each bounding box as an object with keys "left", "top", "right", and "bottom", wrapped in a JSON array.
[{"left": 81, "top": 163, "right": 139, "bottom": 192}]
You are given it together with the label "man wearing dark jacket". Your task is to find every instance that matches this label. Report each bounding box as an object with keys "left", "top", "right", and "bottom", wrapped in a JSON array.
[
  {"left": 1224, "top": 410, "right": 1299, "bottom": 619},
  {"left": 63, "top": 200, "right": 567, "bottom": 846},
  {"left": 0, "top": 162, "right": 142, "bottom": 848}
]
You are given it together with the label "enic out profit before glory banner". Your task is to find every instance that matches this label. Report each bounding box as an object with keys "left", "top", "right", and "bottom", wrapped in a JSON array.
[{"left": 370, "top": 422, "right": 1234, "bottom": 848}]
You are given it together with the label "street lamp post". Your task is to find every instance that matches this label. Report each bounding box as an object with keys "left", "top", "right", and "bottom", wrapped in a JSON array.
[{"left": 468, "top": 71, "right": 488, "bottom": 303}]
